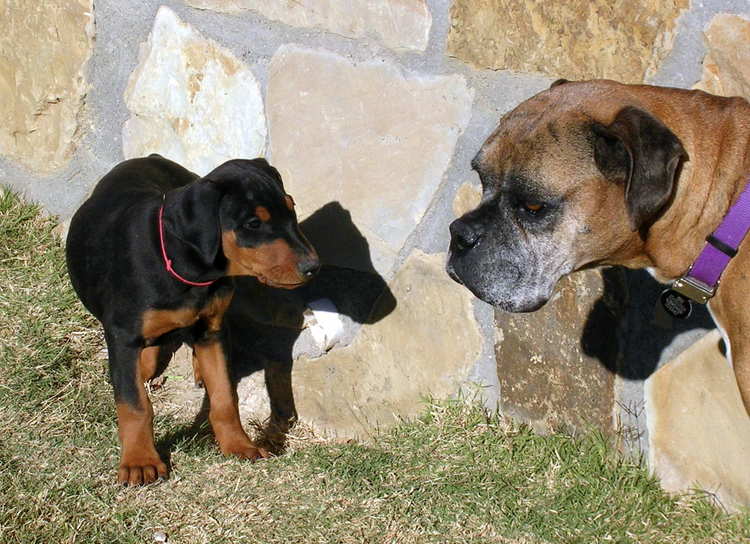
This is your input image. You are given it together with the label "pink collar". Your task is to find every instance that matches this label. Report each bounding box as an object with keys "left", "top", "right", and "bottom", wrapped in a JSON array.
[{"left": 158, "top": 204, "right": 215, "bottom": 287}]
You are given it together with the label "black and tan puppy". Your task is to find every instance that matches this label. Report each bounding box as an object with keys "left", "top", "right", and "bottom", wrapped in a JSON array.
[
  {"left": 66, "top": 154, "right": 319, "bottom": 485},
  {"left": 447, "top": 80, "right": 750, "bottom": 413}
]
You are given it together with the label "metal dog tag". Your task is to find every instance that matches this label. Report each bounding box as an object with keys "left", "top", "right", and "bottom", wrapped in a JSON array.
[{"left": 660, "top": 288, "right": 692, "bottom": 319}]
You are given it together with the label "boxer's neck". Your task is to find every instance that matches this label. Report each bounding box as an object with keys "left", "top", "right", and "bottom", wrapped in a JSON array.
[{"left": 641, "top": 94, "right": 750, "bottom": 281}]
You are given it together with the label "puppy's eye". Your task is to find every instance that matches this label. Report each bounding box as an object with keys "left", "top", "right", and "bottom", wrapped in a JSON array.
[
  {"left": 521, "top": 202, "right": 545, "bottom": 215},
  {"left": 244, "top": 217, "right": 262, "bottom": 230}
]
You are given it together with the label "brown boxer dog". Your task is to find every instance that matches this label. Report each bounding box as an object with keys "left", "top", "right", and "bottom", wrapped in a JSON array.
[{"left": 447, "top": 79, "right": 750, "bottom": 413}]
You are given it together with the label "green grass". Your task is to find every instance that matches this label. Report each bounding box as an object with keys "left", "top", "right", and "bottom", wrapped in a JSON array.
[{"left": 1, "top": 187, "right": 749, "bottom": 543}]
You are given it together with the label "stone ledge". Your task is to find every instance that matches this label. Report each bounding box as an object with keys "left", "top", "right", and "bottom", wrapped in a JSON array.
[
  {"left": 495, "top": 269, "right": 622, "bottom": 434},
  {"left": 646, "top": 329, "right": 750, "bottom": 512},
  {"left": 187, "top": 0, "right": 432, "bottom": 52}
]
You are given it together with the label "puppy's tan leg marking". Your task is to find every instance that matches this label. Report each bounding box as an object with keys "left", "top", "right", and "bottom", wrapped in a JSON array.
[
  {"left": 191, "top": 349, "right": 204, "bottom": 388},
  {"left": 193, "top": 341, "right": 269, "bottom": 460},
  {"left": 116, "top": 346, "right": 168, "bottom": 485}
]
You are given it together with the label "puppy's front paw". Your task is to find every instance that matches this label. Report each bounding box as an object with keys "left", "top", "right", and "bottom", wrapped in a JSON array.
[
  {"left": 220, "top": 438, "right": 271, "bottom": 461},
  {"left": 118, "top": 455, "right": 168, "bottom": 486}
]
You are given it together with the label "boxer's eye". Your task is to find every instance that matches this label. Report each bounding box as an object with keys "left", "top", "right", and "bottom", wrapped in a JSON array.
[{"left": 521, "top": 202, "right": 545, "bottom": 216}]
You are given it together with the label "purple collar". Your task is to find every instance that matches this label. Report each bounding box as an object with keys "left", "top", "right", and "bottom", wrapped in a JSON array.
[{"left": 661, "top": 178, "right": 750, "bottom": 318}]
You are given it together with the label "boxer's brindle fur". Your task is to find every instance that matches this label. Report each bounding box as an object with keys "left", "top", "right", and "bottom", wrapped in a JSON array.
[{"left": 447, "top": 80, "right": 750, "bottom": 413}]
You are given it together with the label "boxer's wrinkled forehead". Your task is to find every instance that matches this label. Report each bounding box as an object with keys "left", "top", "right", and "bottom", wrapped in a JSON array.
[
  {"left": 499, "top": 172, "right": 562, "bottom": 204},
  {"left": 473, "top": 110, "right": 598, "bottom": 198}
]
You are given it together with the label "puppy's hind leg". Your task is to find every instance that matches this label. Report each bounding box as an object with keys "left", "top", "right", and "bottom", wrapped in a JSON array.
[
  {"left": 106, "top": 329, "right": 168, "bottom": 485},
  {"left": 265, "top": 357, "right": 298, "bottom": 434},
  {"left": 191, "top": 348, "right": 204, "bottom": 388},
  {"left": 193, "top": 336, "right": 269, "bottom": 460}
]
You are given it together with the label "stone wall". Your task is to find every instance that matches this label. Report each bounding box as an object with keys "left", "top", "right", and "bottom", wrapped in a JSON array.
[{"left": 2, "top": 0, "right": 749, "bottom": 509}]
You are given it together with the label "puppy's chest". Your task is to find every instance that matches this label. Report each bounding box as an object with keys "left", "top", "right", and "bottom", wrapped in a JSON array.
[{"left": 141, "top": 287, "right": 234, "bottom": 341}]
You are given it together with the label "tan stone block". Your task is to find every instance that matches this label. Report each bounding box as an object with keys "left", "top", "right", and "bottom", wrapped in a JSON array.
[
  {"left": 646, "top": 329, "right": 750, "bottom": 511},
  {"left": 452, "top": 182, "right": 481, "bottom": 218},
  {"left": 267, "top": 46, "right": 473, "bottom": 275},
  {"left": 188, "top": 0, "right": 432, "bottom": 51},
  {"left": 237, "top": 251, "right": 483, "bottom": 438},
  {"left": 447, "top": 0, "right": 688, "bottom": 82},
  {"left": 495, "top": 269, "right": 622, "bottom": 434},
  {"left": 0, "top": 0, "right": 94, "bottom": 173},
  {"left": 694, "top": 14, "right": 750, "bottom": 100},
  {"left": 123, "top": 6, "right": 266, "bottom": 175}
]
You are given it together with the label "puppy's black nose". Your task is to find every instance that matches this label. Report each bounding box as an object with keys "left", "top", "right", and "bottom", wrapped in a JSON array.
[
  {"left": 450, "top": 219, "right": 480, "bottom": 250},
  {"left": 298, "top": 256, "right": 321, "bottom": 279}
]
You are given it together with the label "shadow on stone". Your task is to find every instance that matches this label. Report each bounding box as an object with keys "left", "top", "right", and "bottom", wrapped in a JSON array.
[
  {"left": 579, "top": 267, "right": 628, "bottom": 375},
  {"left": 223, "top": 201, "right": 397, "bottom": 453},
  {"left": 494, "top": 265, "right": 716, "bottom": 438},
  {"left": 581, "top": 267, "right": 714, "bottom": 380},
  {"left": 494, "top": 269, "right": 620, "bottom": 434}
]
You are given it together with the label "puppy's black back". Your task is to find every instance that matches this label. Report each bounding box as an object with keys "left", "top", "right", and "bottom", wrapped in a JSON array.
[{"left": 66, "top": 155, "right": 198, "bottom": 320}]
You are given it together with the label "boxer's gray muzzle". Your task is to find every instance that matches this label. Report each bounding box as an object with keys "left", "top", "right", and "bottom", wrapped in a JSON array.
[{"left": 446, "top": 184, "right": 573, "bottom": 313}]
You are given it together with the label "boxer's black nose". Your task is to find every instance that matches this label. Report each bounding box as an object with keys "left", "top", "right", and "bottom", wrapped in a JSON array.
[{"left": 450, "top": 219, "right": 481, "bottom": 250}]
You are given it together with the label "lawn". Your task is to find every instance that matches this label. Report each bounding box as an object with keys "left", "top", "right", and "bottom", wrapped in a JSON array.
[{"left": 1, "top": 188, "right": 748, "bottom": 544}]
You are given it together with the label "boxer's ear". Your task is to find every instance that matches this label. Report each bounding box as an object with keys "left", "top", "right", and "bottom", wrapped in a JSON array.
[{"left": 592, "top": 106, "right": 687, "bottom": 231}]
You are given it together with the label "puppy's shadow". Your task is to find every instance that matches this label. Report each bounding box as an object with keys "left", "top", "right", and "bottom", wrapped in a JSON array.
[
  {"left": 582, "top": 267, "right": 713, "bottom": 380},
  {"left": 159, "top": 202, "right": 396, "bottom": 456}
]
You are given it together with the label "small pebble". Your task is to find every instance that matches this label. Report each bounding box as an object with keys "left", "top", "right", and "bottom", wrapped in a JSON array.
[{"left": 153, "top": 531, "right": 168, "bottom": 543}]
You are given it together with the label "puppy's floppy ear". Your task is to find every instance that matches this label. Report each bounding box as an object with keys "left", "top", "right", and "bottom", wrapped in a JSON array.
[
  {"left": 204, "top": 158, "right": 286, "bottom": 191},
  {"left": 592, "top": 106, "right": 688, "bottom": 232},
  {"left": 248, "top": 157, "right": 285, "bottom": 190},
  {"left": 164, "top": 179, "right": 224, "bottom": 266}
]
